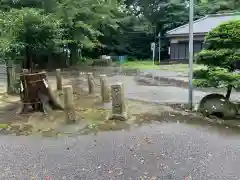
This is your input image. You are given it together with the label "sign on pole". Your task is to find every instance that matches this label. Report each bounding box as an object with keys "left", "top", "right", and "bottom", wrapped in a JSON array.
[
  {"left": 158, "top": 33, "right": 161, "bottom": 64},
  {"left": 151, "top": 42, "right": 155, "bottom": 51},
  {"left": 151, "top": 42, "right": 155, "bottom": 65}
]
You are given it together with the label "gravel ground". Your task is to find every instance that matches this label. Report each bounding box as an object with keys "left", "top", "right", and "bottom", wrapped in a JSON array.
[
  {"left": 1, "top": 121, "right": 240, "bottom": 180},
  {"left": 0, "top": 69, "right": 240, "bottom": 180}
]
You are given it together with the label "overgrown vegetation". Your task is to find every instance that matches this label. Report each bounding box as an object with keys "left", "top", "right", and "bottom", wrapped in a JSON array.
[
  {"left": 194, "top": 20, "right": 240, "bottom": 99},
  {"left": 0, "top": 0, "right": 239, "bottom": 68}
]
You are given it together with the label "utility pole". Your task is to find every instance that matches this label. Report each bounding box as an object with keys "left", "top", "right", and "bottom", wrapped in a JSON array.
[
  {"left": 158, "top": 32, "right": 161, "bottom": 64},
  {"left": 188, "top": 0, "right": 194, "bottom": 110}
]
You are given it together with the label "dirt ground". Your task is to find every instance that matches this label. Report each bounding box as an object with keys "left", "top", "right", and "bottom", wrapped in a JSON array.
[{"left": 0, "top": 72, "right": 197, "bottom": 137}]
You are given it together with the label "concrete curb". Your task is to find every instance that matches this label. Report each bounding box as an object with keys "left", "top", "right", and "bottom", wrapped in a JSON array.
[
  {"left": 143, "top": 73, "right": 233, "bottom": 93},
  {"left": 155, "top": 76, "right": 189, "bottom": 88}
]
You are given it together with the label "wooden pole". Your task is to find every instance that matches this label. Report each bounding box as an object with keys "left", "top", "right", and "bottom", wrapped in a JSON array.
[
  {"left": 100, "top": 74, "right": 110, "bottom": 102},
  {"left": 87, "top": 72, "right": 94, "bottom": 94},
  {"left": 108, "top": 83, "right": 127, "bottom": 121},
  {"left": 56, "top": 69, "right": 62, "bottom": 91},
  {"left": 6, "top": 64, "right": 16, "bottom": 94}
]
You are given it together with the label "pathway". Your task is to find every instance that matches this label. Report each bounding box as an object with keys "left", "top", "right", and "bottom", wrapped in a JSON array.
[
  {"left": 106, "top": 75, "right": 240, "bottom": 104},
  {"left": 1, "top": 70, "right": 240, "bottom": 179},
  {"left": 1, "top": 121, "right": 240, "bottom": 179}
]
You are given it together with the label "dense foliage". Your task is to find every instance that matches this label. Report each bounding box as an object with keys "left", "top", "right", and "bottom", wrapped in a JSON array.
[
  {"left": 0, "top": 8, "right": 61, "bottom": 67},
  {"left": 0, "top": 0, "right": 239, "bottom": 67},
  {"left": 193, "top": 20, "right": 240, "bottom": 99}
]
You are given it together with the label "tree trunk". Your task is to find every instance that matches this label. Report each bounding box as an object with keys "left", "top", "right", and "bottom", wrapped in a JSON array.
[
  {"left": 69, "top": 44, "right": 79, "bottom": 65},
  {"left": 6, "top": 61, "right": 17, "bottom": 94},
  {"left": 23, "top": 45, "right": 33, "bottom": 72},
  {"left": 225, "top": 85, "right": 232, "bottom": 100},
  {"left": 19, "top": 72, "right": 64, "bottom": 114}
]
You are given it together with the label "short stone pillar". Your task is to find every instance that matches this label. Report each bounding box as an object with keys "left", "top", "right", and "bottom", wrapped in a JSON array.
[
  {"left": 63, "top": 85, "right": 73, "bottom": 109},
  {"left": 108, "top": 83, "right": 127, "bottom": 121},
  {"left": 77, "top": 72, "right": 82, "bottom": 80},
  {"left": 100, "top": 74, "right": 110, "bottom": 102},
  {"left": 87, "top": 72, "right": 94, "bottom": 94},
  {"left": 63, "top": 85, "right": 76, "bottom": 123},
  {"left": 56, "top": 69, "right": 62, "bottom": 91}
]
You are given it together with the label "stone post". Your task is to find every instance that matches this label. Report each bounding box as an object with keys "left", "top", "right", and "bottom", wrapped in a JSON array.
[
  {"left": 87, "top": 72, "right": 94, "bottom": 94},
  {"left": 78, "top": 72, "right": 85, "bottom": 81},
  {"left": 100, "top": 74, "right": 110, "bottom": 102},
  {"left": 63, "top": 85, "right": 73, "bottom": 109},
  {"left": 6, "top": 64, "right": 16, "bottom": 94},
  {"left": 63, "top": 85, "right": 76, "bottom": 123},
  {"left": 108, "top": 83, "right": 127, "bottom": 121},
  {"left": 78, "top": 72, "right": 82, "bottom": 80},
  {"left": 56, "top": 69, "right": 62, "bottom": 91}
]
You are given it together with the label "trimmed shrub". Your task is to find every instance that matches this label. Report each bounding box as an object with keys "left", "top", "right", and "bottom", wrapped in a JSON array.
[{"left": 194, "top": 20, "right": 240, "bottom": 95}]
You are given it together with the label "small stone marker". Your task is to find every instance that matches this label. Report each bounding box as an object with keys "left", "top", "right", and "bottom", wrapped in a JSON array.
[
  {"left": 63, "top": 85, "right": 73, "bottom": 109},
  {"left": 100, "top": 74, "right": 110, "bottom": 102},
  {"left": 78, "top": 72, "right": 82, "bottom": 81},
  {"left": 56, "top": 69, "right": 62, "bottom": 91},
  {"left": 63, "top": 85, "right": 76, "bottom": 123},
  {"left": 109, "top": 83, "right": 127, "bottom": 121},
  {"left": 87, "top": 72, "right": 94, "bottom": 94}
]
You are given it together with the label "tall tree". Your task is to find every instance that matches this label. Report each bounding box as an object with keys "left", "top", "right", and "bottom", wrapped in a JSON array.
[
  {"left": 0, "top": 8, "right": 61, "bottom": 69},
  {"left": 56, "top": 0, "right": 122, "bottom": 64}
]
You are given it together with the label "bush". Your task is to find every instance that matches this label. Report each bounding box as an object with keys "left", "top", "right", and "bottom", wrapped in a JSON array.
[{"left": 194, "top": 20, "right": 240, "bottom": 96}]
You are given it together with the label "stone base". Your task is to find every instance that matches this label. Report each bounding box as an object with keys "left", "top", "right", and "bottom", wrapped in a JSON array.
[{"left": 108, "top": 113, "right": 128, "bottom": 121}]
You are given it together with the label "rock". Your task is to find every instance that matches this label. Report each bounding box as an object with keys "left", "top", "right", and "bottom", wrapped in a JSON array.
[
  {"left": 144, "top": 73, "right": 153, "bottom": 78},
  {"left": 19, "top": 124, "right": 33, "bottom": 132},
  {"left": 198, "top": 93, "right": 238, "bottom": 119},
  {"left": 194, "top": 104, "right": 199, "bottom": 111},
  {"left": 41, "top": 128, "right": 57, "bottom": 137},
  {"left": 9, "top": 124, "right": 21, "bottom": 131},
  {"left": 135, "top": 77, "right": 160, "bottom": 86},
  {"left": 154, "top": 76, "right": 160, "bottom": 80}
]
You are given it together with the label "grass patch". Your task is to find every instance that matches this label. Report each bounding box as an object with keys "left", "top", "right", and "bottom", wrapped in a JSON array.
[
  {"left": 0, "top": 124, "right": 9, "bottom": 129},
  {"left": 120, "top": 61, "right": 205, "bottom": 73},
  {"left": 121, "top": 61, "right": 159, "bottom": 69}
]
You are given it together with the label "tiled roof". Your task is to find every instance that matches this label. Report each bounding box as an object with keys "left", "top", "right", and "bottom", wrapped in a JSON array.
[{"left": 166, "top": 12, "right": 240, "bottom": 36}]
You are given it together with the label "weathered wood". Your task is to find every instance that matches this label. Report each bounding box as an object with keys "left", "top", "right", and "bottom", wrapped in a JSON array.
[
  {"left": 87, "top": 72, "right": 94, "bottom": 94},
  {"left": 100, "top": 74, "right": 110, "bottom": 102},
  {"left": 18, "top": 69, "right": 29, "bottom": 114},
  {"left": 56, "top": 69, "right": 62, "bottom": 91},
  {"left": 108, "top": 83, "right": 127, "bottom": 121},
  {"left": 19, "top": 71, "right": 64, "bottom": 114}
]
